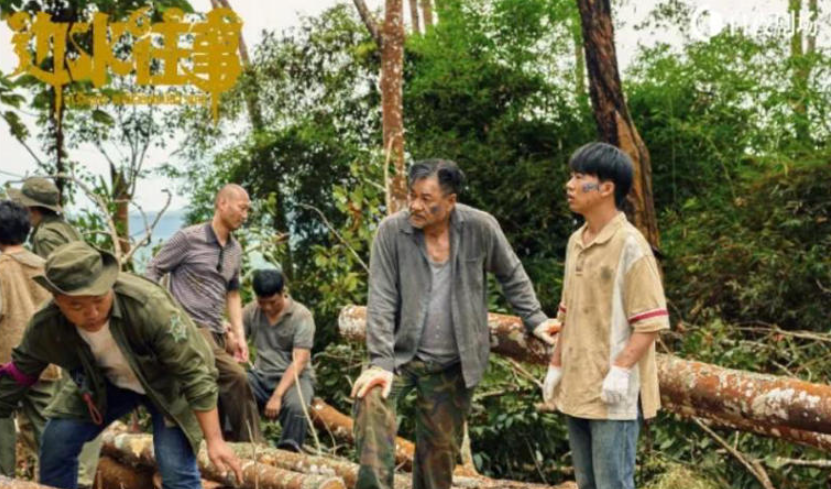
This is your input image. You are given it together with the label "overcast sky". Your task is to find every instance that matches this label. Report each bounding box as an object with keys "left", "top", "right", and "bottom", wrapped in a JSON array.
[{"left": 0, "top": 0, "right": 815, "bottom": 212}]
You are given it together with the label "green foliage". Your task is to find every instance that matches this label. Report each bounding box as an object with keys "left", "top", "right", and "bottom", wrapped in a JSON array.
[{"left": 663, "top": 164, "right": 831, "bottom": 333}]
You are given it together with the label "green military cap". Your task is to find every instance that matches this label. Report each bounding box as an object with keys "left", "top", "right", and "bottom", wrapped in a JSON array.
[
  {"left": 8, "top": 177, "right": 62, "bottom": 212},
  {"left": 34, "top": 241, "right": 119, "bottom": 296}
]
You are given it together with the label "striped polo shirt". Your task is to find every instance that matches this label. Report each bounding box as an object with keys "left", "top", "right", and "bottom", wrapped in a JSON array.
[
  {"left": 554, "top": 212, "right": 669, "bottom": 420},
  {"left": 145, "top": 223, "right": 242, "bottom": 333}
]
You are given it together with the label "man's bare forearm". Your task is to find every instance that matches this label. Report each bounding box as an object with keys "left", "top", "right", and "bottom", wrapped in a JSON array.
[
  {"left": 613, "top": 331, "right": 659, "bottom": 369},
  {"left": 273, "top": 349, "right": 310, "bottom": 400},
  {"left": 194, "top": 407, "right": 224, "bottom": 443},
  {"left": 226, "top": 290, "right": 245, "bottom": 339}
]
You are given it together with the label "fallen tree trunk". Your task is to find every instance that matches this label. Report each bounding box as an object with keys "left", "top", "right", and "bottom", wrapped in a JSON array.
[
  {"left": 339, "top": 305, "right": 831, "bottom": 440},
  {"left": 100, "top": 432, "right": 346, "bottom": 489},
  {"left": 93, "top": 456, "right": 155, "bottom": 489},
  {"left": 664, "top": 398, "right": 831, "bottom": 452},
  {"left": 0, "top": 477, "right": 55, "bottom": 489},
  {"left": 658, "top": 354, "right": 831, "bottom": 435},
  {"left": 309, "top": 397, "right": 416, "bottom": 472}
]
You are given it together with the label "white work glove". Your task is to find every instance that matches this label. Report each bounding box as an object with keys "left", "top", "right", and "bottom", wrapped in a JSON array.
[
  {"left": 351, "top": 366, "right": 394, "bottom": 399},
  {"left": 542, "top": 365, "right": 563, "bottom": 406},
  {"left": 600, "top": 365, "right": 631, "bottom": 405},
  {"left": 532, "top": 319, "right": 561, "bottom": 346}
]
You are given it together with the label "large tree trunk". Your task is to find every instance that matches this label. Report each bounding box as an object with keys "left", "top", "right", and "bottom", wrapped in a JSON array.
[
  {"left": 381, "top": 0, "right": 407, "bottom": 214},
  {"left": 576, "top": 0, "right": 659, "bottom": 249},
  {"left": 789, "top": 0, "right": 810, "bottom": 145},
  {"left": 664, "top": 401, "right": 831, "bottom": 453},
  {"left": 408, "top": 0, "right": 421, "bottom": 34},
  {"left": 109, "top": 165, "right": 131, "bottom": 257},
  {"left": 420, "top": 0, "right": 434, "bottom": 29},
  {"left": 340, "top": 305, "right": 831, "bottom": 442}
]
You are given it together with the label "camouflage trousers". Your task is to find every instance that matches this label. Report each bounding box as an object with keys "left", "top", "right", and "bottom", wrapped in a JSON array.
[{"left": 353, "top": 361, "right": 473, "bottom": 489}]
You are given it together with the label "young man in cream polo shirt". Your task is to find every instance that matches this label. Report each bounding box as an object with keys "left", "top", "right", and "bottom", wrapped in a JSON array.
[{"left": 542, "top": 142, "right": 670, "bottom": 489}]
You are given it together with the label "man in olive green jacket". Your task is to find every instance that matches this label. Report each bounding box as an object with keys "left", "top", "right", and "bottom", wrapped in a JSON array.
[
  {"left": 9, "top": 177, "right": 82, "bottom": 258},
  {"left": 0, "top": 242, "right": 242, "bottom": 489}
]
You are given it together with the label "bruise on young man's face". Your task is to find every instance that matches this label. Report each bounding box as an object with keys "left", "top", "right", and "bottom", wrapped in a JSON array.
[{"left": 407, "top": 176, "right": 456, "bottom": 229}]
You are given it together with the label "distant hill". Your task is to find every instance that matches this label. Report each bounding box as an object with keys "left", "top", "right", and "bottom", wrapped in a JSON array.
[{"left": 128, "top": 208, "right": 186, "bottom": 271}]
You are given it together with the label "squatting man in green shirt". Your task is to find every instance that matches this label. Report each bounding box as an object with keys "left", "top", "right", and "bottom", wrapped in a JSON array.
[
  {"left": 0, "top": 241, "right": 243, "bottom": 489},
  {"left": 350, "top": 159, "right": 560, "bottom": 489},
  {"left": 244, "top": 268, "right": 316, "bottom": 452}
]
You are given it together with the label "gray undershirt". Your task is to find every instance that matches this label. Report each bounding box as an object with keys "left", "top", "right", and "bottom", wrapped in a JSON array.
[{"left": 415, "top": 258, "right": 460, "bottom": 366}]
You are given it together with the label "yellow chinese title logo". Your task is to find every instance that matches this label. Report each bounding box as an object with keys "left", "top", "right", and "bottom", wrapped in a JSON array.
[{"left": 7, "top": 7, "right": 242, "bottom": 123}]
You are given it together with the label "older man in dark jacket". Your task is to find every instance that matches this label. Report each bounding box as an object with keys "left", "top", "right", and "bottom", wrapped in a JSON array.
[{"left": 351, "top": 159, "right": 559, "bottom": 489}]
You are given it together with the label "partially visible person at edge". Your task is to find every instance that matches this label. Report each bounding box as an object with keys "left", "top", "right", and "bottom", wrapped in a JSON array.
[
  {"left": 0, "top": 200, "right": 62, "bottom": 477},
  {"left": 542, "top": 142, "right": 670, "bottom": 489},
  {"left": 244, "top": 268, "right": 316, "bottom": 452},
  {"left": 0, "top": 241, "right": 242, "bottom": 489},
  {"left": 145, "top": 184, "right": 262, "bottom": 442},
  {"left": 8, "top": 177, "right": 101, "bottom": 487},
  {"left": 350, "top": 159, "right": 560, "bottom": 489},
  {"left": 8, "top": 177, "right": 82, "bottom": 258}
]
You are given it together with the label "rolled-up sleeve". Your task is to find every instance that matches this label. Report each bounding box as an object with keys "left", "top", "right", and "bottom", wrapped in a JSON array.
[
  {"left": 366, "top": 222, "right": 399, "bottom": 372},
  {"left": 484, "top": 216, "right": 547, "bottom": 332}
]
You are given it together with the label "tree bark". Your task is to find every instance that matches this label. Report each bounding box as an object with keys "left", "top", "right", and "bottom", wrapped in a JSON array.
[
  {"left": 409, "top": 0, "right": 421, "bottom": 34},
  {"left": 665, "top": 401, "right": 831, "bottom": 453},
  {"left": 340, "top": 305, "right": 831, "bottom": 439},
  {"left": 789, "top": 0, "right": 810, "bottom": 145},
  {"left": 93, "top": 456, "right": 155, "bottom": 489},
  {"left": 100, "top": 432, "right": 346, "bottom": 489},
  {"left": 109, "top": 165, "right": 131, "bottom": 257},
  {"left": 381, "top": 0, "right": 407, "bottom": 214},
  {"left": 576, "top": 0, "right": 659, "bottom": 249},
  {"left": 420, "top": 0, "right": 434, "bottom": 29},
  {"left": 352, "top": 0, "right": 383, "bottom": 47}
]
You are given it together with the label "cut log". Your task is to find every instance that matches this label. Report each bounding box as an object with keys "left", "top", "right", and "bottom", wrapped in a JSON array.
[
  {"left": 0, "top": 476, "right": 56, "bottom": 489},
  {"left": 665, "top": 402, "right": 831, "bottom": 453},
  {"left": 100, "top": 432, "right": 346, "bottom": 489},
  {"left": 309, "top": 397, "right": 415, "bottom": 471},
  {"left": 339, "top": 305, "right": 831, "bottom": 440},
  {"left": 93, "top": 456, "right": 154, "bottom": 489}
]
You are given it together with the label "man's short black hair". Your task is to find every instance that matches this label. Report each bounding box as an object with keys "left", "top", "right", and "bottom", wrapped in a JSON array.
[
  {"left": 0, "top": 200, "right": 31, "bottom": 246},
  {"left": 569, "top": 142, "right": 634, "bottom": 209},
  {"left": 408, "top": 159, "right": 465, "bottom": 197},
  {"left": 252, "top": 269, "right": 285, "bottom": 297}
]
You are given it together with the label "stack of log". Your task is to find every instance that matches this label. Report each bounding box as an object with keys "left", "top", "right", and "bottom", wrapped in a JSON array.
[
  {"left": 92, "top": 431, "right": 575, "bottom": 489},
  {"left": 339, "top": 305, "right": 831, "bottom": 453}
]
